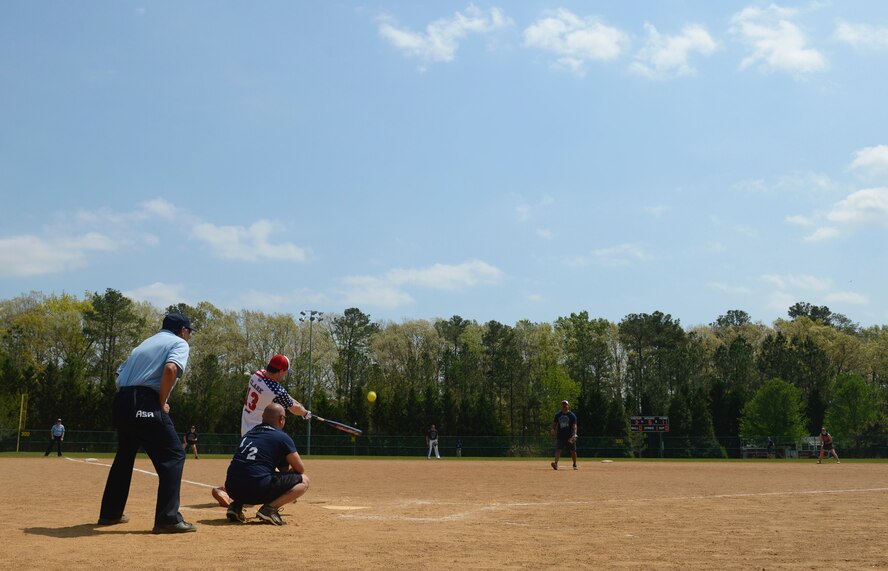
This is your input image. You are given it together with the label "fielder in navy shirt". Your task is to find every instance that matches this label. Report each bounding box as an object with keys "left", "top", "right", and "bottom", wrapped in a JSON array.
[{"left": 552, "top": 400, "right": 578, "bottom": 470}]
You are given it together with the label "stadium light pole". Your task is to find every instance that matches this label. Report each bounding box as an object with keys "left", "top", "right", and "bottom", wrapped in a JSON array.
[{"left": 299, "top": 310, "right": 323, "bottom": 454}]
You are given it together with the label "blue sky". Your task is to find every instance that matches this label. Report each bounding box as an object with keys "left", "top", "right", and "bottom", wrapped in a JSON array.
[{"left": 2, "top": 2, "right": 888, "bottom": 328}]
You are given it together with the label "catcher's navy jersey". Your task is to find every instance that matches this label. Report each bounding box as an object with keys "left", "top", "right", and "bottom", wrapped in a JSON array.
[{"left": 226, "top": 424, "right": 297, "bottom": 487}]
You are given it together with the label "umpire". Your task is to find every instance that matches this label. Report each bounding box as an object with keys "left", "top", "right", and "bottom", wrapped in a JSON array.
[{"left": 98, "top": 312, "right": 197, "bottom": 534}]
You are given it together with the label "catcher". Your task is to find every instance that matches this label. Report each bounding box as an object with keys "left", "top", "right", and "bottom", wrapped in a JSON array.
[{"left": 551, "top": 400, "right": 578, "bottom": 470}]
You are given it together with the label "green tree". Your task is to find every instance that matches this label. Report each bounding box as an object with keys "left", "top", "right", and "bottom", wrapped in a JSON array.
[
  {"left": 740, "top": 378, "right": 808, "bottom": 445},
  {"left": 824, "top": 373, "right": 878, "bottom": 448},
  {"left": 619, "top": 311, "right": 686, "bottom": 415},
  {"left": 330, "top": 308, "right": 379, "bottom": 411},
  {"left": 83, "top": 289, "right": 144, "bottom": 389}
]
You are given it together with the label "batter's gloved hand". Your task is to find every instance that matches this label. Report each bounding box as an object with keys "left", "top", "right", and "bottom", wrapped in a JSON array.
[
  {"left": 304, "top": 411, "right": 312, "bottom": 420},
  {"left": 569, "top": 435, "right": 577, "bottom": 444}
]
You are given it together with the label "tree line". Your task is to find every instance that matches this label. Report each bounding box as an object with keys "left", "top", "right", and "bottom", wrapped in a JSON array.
[{"left": 1, "top": 290, "right": 886, "bottom": 456}]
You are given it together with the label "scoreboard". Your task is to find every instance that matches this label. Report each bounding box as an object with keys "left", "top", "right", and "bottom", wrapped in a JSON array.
[{"left": 630, "top": 416, "right": 670, "bottom": 432}]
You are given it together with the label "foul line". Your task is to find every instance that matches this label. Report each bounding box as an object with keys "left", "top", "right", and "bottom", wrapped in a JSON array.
[{"left": 65, "top": 456, "right": 214, "bottom": 489}]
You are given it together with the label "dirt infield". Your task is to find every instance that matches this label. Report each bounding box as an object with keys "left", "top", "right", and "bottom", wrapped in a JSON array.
[{"left": 3, "top": 456, "right": 886, "bottom": 570}]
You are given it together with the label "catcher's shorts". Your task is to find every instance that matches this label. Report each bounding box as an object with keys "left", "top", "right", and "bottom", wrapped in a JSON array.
[{"left": 227, "top": 472, "right": 303, "bottom": 506}]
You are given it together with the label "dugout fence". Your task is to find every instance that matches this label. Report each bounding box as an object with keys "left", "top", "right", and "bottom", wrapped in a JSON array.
[{"left": 3, "top": 429, "right": 887, "bottom": 458}]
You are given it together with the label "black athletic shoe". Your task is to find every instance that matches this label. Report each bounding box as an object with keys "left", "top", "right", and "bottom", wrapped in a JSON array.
[
  {"left": 152, "top": 521, "right": 197, "bottom": 534},
  {"left": 97, "top": 514, "right": 130, "bottom": 526},
  {"left": 256, "top": 504, "right": 284, "bottom": 526},
  {"left": 226, "top": 504, "right": 246, "bottom": 523}
]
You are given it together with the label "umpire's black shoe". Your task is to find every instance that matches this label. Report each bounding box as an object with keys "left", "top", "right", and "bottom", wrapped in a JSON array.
[
  {"left": 97, "top": 514, "right": 130, "bottom": 526},
  {"left": 151, "top": 521, "right": 197, "bottom": 534}
]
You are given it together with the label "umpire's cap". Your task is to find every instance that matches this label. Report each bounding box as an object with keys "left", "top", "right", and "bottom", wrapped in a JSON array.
[{"left": 162, "top": 312, "right": 195, "bottom": 333}]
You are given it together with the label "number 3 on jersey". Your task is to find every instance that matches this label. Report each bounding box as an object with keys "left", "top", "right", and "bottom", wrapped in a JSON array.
[{"left": 245, "top": 389, "right": 260, "bottom": 412}]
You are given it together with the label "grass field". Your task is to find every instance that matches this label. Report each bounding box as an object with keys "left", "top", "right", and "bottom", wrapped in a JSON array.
[{"left": 3, "top": 454, "right": 887, "bottom": 570}]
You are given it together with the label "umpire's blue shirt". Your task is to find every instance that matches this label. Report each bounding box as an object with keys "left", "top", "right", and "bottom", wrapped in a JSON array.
[{"left": 116, "top": 330, "right": 189, "bottom": 392}]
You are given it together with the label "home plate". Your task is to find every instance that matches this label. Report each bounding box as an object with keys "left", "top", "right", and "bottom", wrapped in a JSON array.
[
  {"left": 323, "top": 506, "right": 368, "bottom": 511},
  {"left": 601, "top": 460, "right": 614, "bottom": 463}
]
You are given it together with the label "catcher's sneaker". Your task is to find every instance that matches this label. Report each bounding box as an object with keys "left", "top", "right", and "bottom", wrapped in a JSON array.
[
  {"left": 257, "top": 504, "right": 285, "bottom": 526},
  {"left": 212, "top": 487, "right": 232, "bottom": 507},
  {"left": 226, "top": 503, "right": 246, "bottom": 523},
  {"left": 551, "top": 462, "right": 558, "bottom": 470},
  {"left": 573, "top": 465, "right": 578, "bottom": 470}
]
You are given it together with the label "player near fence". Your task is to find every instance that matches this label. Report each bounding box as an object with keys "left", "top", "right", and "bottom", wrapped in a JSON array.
[
  {"left": 44, "top": 418, "right": 65, "bottom": 457},
  {"left": 212, "top": 353, "right": 311, "bottom": 507},
  {"left": 551, "top": 400, "right": 578, "bottom": 471},
  {"left": 426, "top": 424, "right": 440, "bottom": 459},
  {"left": 818, "top": 427, "right": 840, "bottom": 464},
  {"left": 184, "top": 426, "right": 199, "bottom": 459},
  {"left": 223, "top": 403, "right": 310, "bottom": 525}
]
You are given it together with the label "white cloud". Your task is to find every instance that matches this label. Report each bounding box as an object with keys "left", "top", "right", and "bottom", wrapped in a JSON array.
[
  {"left": 645, "top": 205, "right": 671, "bottom": 217},
  {"left": 761, "top": 273, "right": 831, "bottom": 291},
  {"left": 729, "top": 5, "right": 826, "bottom": 76},
  {"left": 733, "top": 171, "right": 835, "bottom": 195},
  {"left": 386, "top": 260, "right": 502, "bottom": 290},
  {"left": 523, "top": 8, "right": 628, "bottom": 76},
  {"left": 340, "top": 260, "right": 503, "bottom": 309},
  {"left": 536, "top": 228, "right": 554, "bottom": 240},
  {"left": 850, "top": 145, "right": 888, "bottom": 173},
  {"left": 341, "top": 276, "right": 415, "bottom": 309},
  {"left": 191, "top": 220, "right": 309, "bottom": 262},
  {"left": 139, "top": 198, "right": 178, "bottom": 219},
  {"left": 66, "top": 198, "right": 180, "bottom": 228},
  {"left": 834, "top": 21, "right": 888, "bottom": 50},
  {"left": 707, "top": 282, "right": 751, "bottom": 295},
  {"left": 0, "top": 232, "right": 118, "bottom": 277},
  {"left": 760, "top": 273, "right": 868, "bottom": 314},
  {"left": 786, "top": 214, "right": 814, "bottom": 226},
  {"left": 825, "top": 187, "right": 888, "bottom": 226},
  {"left": 804, "top": 227, "right": 838, "bottom": 241},
  {"left": 124, "top": 282, "right": 187, "bottom": 308},
  {"left": 378, "top": 5, "right": 511, "bottom": 67},
  {"left": 588, "top": 243, "right": 648, "bottom": 267},
  {"left": 630, "top": 23, "right": 717, "bottom": 79},
  {"left": 514, "top": 194, "right": 554, "bottom": 222},
  {"left": 515, "top": 203, "right": 532, "bottom": 222}
]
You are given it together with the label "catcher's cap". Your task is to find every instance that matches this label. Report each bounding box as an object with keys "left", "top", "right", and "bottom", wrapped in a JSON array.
[
  {"left": 268, "top": 354, "right": 290, "bottom": 372},
  {"left": 162, "top": 313, "right": 195, "bottom": 333}
]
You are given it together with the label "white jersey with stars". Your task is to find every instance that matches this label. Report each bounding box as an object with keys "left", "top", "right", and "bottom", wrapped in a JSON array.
[{"left": 241, "top": 369, "right": 296, "bottom": 436}]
